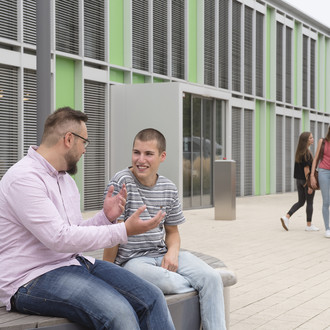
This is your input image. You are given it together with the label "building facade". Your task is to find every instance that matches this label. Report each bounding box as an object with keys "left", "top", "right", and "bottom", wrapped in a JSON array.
[{"left": 0, "top": 0, "right": 330, "bottom": 211}]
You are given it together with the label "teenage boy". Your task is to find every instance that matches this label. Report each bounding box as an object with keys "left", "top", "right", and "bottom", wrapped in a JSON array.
[{"left": 103, "top": 128, "right": 226, "bottom": 330}]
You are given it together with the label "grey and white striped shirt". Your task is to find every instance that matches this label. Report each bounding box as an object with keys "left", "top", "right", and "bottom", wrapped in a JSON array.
[{"left": 104, "top": 167, "right": 185, "bottom": 266}]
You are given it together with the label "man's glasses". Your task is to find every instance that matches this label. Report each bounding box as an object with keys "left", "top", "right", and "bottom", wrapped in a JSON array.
[{"left": 70, "top": 132, "right": 90, "bottom": 148}]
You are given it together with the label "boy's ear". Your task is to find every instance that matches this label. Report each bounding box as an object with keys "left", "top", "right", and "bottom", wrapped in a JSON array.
[{"left": 160, "top": 151, "right": 167, "bottom": 162}]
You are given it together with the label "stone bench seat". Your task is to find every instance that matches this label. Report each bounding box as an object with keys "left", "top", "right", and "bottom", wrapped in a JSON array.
[{"left": 0, "top": 250, "right": 237, "bottom": 330}]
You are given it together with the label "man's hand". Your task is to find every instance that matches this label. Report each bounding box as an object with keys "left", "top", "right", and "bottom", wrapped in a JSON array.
[
  {"left": 125, "top": 206, "right": 165, "bottom": 236},
  {"left": 161, "top": 251, "right": 179, "bottom": 272},
  {"left": 103, "top": 184, "right": 127, "bottom": 222}
]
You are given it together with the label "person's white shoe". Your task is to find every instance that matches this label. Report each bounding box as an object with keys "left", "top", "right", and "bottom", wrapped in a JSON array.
[
  {"left": 305, "top": 224, "right": 319, "bottom": 231},
  {"left": 280, "top": 216, "right": 289, "bottom": 231},
  {"left": 325, "top": 230, "right": 330, "bottom": 238}
]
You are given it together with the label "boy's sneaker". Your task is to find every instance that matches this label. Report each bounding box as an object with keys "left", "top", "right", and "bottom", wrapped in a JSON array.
[
  {"left": 305, "top": 224, "right": 319, "bottom": 231},
  {"left": 325, "top": 230, "right": 330, "bottom": 238},
  {"left": 280, "top": 216, "right": 289, "bottom": 231}
]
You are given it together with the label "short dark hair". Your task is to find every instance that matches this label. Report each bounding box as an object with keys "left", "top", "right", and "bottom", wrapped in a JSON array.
[
  {"left": 133, "top": 128, "right": 166, "bottom": 154},
  {"left": 42, "top": 107, "right": 88, "bottom": 146}
]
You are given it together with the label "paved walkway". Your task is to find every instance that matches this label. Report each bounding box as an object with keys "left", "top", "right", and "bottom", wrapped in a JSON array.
[{"left": 180, "top": 191, "right": 330, "bottom": 329}]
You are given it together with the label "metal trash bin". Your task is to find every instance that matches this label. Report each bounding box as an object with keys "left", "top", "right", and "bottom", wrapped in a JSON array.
[{"left": 214, "top": 160, "right": 236, "bottom": 220}]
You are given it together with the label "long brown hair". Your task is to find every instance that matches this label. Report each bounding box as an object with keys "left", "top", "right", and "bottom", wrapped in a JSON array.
[
  {"left": 295, "top": 132, "right": 312, "bottom": 163},
  {"left": 325, "top": 126, "right": 330, "bottom": 142}
]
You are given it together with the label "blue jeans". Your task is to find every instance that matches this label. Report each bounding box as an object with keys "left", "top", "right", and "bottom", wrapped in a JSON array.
[
  {"left": 11, "top": 256, "right": 174, "bottom": 330},
  {"left": 123, "top": 251, "right": 226, "bottom": 330},
  {"left": 319, "top": 168, "right": 330, "bottom": 230}
]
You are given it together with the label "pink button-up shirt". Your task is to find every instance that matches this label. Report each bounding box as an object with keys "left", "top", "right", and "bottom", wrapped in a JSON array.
[{"left": 0, "top": 146, "right": 127, "bottom": 310}]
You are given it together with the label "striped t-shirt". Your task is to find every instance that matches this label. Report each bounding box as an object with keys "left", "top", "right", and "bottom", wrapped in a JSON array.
[{"left": 104, "top": 167, "right": 185, "bottom": 266}]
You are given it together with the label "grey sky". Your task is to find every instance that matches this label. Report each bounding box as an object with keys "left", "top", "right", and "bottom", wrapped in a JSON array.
[{"left": 283, "top": 0, "right": 330, "bottom": 27}]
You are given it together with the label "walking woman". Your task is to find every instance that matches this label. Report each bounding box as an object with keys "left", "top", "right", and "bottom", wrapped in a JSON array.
[
  {"left": 280, "top": 132, "right": 319, "bottom": 232},
  {"left": 311, "top": 127, "right": 330, "bottom": 237}
]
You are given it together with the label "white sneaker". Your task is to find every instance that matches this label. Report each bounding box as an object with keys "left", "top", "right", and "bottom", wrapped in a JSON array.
[
  {"left": 325, "top": 230, "right": 330, "bottom": 238},
  {"left": 280, "top": 216, "right": 289, "bottom": 231},
  {"left": 305, "top": 224, "right": 319, "bottom": 231}
]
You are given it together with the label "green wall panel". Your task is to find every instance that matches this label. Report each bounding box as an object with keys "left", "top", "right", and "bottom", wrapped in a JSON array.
[
  {"left": 255, "top": 101, "right": 261, "bottom": 195},
  {"left": 266, "top": 102, "right": 271, "bottom": 193},
  {"left": 55, "top": 56, "right": 83, "bottom": 202},
  {"left": 56, "top": 56, "right": 75, "bottom": 109},
  {"left": 110, "top": 68, "right": 125, "bottom": 83},
  {"left": 133, "top": 73, "right": 145, "bottom": 84},
  {"left": 109, "top": 0, "right": 124, "bottom": 66}
]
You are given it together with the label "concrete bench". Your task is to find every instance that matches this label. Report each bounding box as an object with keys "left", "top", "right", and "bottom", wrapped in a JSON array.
[{"left": 0, "top": 250, "right": 237, "bottom": 330}]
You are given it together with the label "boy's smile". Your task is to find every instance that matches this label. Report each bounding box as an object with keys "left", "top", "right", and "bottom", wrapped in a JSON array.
[{"left": 131, "top": 139, "right": 166, "bottom": 187}]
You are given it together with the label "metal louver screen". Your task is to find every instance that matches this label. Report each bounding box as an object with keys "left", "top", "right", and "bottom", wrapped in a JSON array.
[
  {"left": 84, "top": 81, "right": 106, "bottom": 211},
  {"left": 244, "top": 109, "right": 253, "bottom": 195},
  {"left": 302, "top": 35, "right": 308, "bottom": 107},
  {"left": 310, "top": 39, "right": 315, "bottom": 109},
  {"left": 23, "top": 0, "right": 36, "bottom": 45},
  {"left": 132, "top": 0, "right": 149, "bottom": 71},
  {"left": 23, "top": 69, "right": 37, "bottom": 155},
  {"left": 219, "top": 0, "right": 228, "bottom": 89},
  {"left": 0, "top": 65, "right": 19, "bottom": 179},
  {"left": 276, "top": 22, "right": 283, "bottom": 102},
  {"left": 84, "top": 0, "right": 105, "bottom": 61},
  {"left": 172, "top": 0, "right": 185, "bottom": 79},
  {"left": 56, "top": 0, "right": 79, "bottom": 55},
  {"left": 310, "top": 121, "right": 316, "bottom": 155},
  {"left": 153, "top": 0, "right": 168, "bottom": 75},
  {"left": 232, "top": 0, "right": 241, "bottom": 92},
  {"left": 0, "top": 0, "right": 17, "bottom": 40},
  {"left": 285, "top": 27, "right": 292, "bottom": 104},
  {"left": 285, "top": 117, "right": 292, "bottom": 192},
  {"left": 244, "top": 6, "right": 253, "bottom": 95},
  {"left": 204, "top": 0, "right": 215, "bottom": 86},
  {"left": 276, "top": 115, "right": 283, "bottom": 193},
  {"left": 255, "top": 12, "right": 264, "bottom": 97},
  {"left": 232, "top": 107, "right": 241, "bottom": 196}
]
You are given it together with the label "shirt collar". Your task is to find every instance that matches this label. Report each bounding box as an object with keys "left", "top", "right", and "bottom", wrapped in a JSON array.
[{"left": 28, "top": 146, "right": 65, "bottom": 178}]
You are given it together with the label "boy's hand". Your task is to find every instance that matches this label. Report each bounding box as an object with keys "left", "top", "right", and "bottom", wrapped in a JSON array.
[{"left": 161, "top": 251, "right": 179, "bottom": 272}]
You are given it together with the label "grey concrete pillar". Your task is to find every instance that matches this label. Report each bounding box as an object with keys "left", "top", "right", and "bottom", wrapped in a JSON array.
[{"left": 36, "top": 0, "right": 52, "bottom": 145}]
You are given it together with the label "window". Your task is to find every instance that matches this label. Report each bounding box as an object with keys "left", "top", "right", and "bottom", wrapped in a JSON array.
[
  {"left": 132, "top": 0, "right": 149, "bottom": 71},
  {"left": 218, "top": 0, "right": 228, "bottom": 89},
  {"left": 23, "top": 69, "right": 37, "bottom": 155},
  {"left": 285, "top": 27, "right": 292, "bottom": 104},
  {"left": 255, "top": 12, "right": 264, "bottom": 97},
  {"left": 23, "top": 0, "right": 37, "bottom": 45},
  {"left": 172, "top": 0, "right": 185, "bottom": 79},
  {"left": 84, "top": 81, "right": 106, "bottom": 210},
  {"left": 0, "top": 65, "right": 19, "bottom": 179},
  {"left": 84, "top": 0, "right": 105, "bottom": 61},
  {"left": 56, "top": 0, "right": 79, "bottom": 55},
  {"left": 204, "top": 0, "right": 215, "bottom": 86},
  {"left": 0, "top": 0, "right": 17, "bottom": 41},
  {"left": 153, "top": 0, "right": 168, "bottom": 75},
  {"left": 232, "top": 1, "right": 241, "bottom": 92},
  {"left": 302, "top": 35, "right": 308, "bottom": 107},
  {"left": 276, "top": 22, "right": 283, "bottom": 101},
  {"left": 244, "top": 7, "right": 253, "bottom": 95}
]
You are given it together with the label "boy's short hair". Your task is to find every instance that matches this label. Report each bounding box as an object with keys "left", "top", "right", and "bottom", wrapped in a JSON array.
[{"left": 134, "top": 128, "right": 166, "bottom": 154}]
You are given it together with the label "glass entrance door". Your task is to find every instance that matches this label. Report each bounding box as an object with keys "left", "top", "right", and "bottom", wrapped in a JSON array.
[{"left": 183, "top": 94, "right": 219, "bottom": 209}]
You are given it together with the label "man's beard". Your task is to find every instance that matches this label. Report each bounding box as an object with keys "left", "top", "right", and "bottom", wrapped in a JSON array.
[
  {"left": 65, "top": 151, "right": 78, "bottom": 175},
  {"left": 67, "top": 163, "right": 78, "bottom": 175}
]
